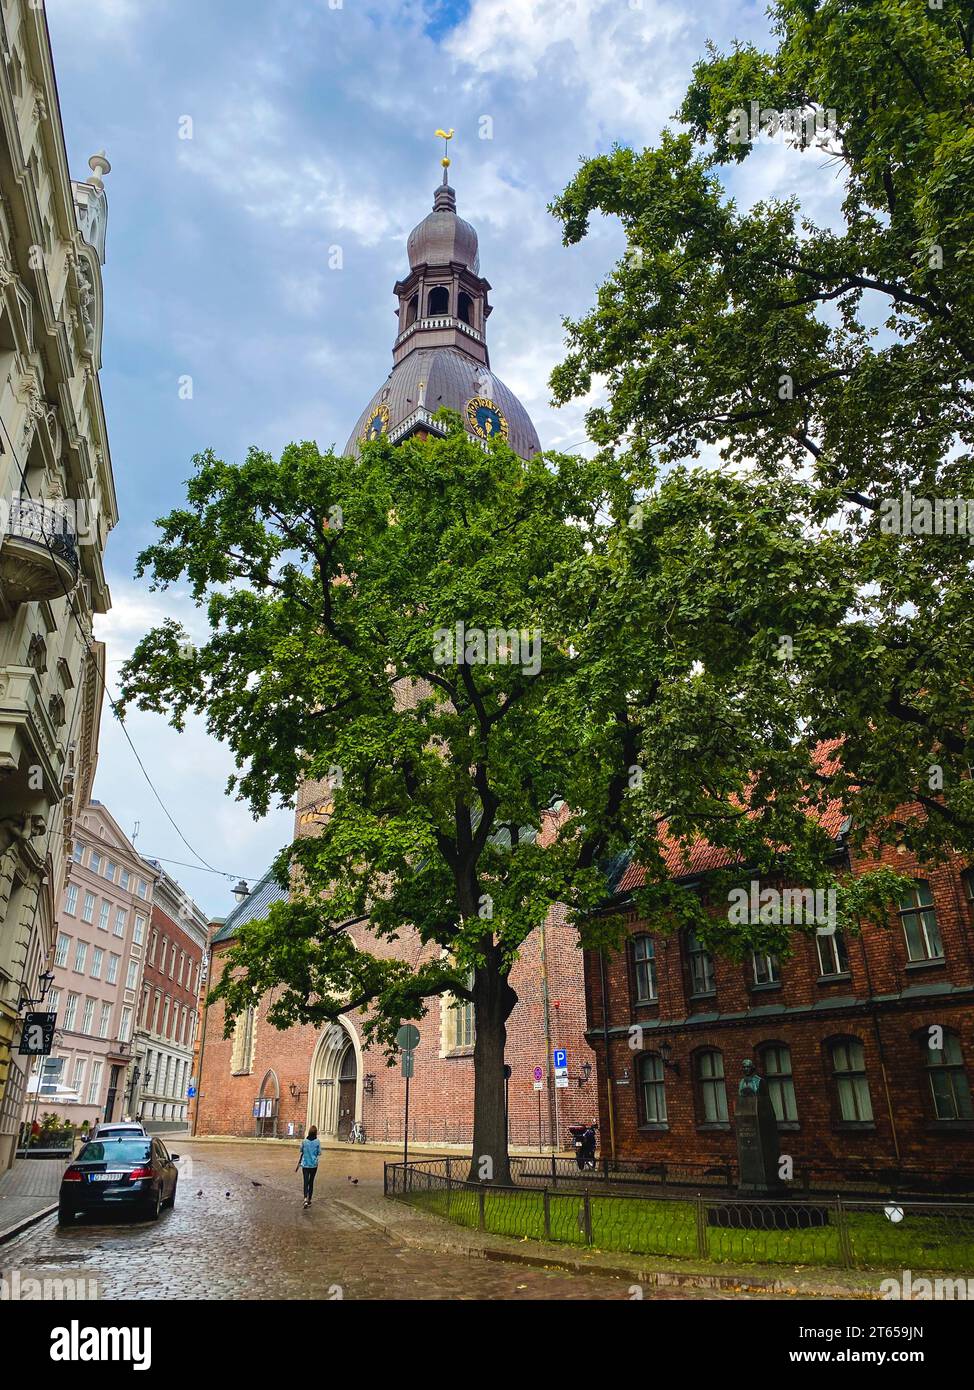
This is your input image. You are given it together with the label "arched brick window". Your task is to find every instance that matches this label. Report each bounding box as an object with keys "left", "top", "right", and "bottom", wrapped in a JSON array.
[
  {"left": 925, "top": 1030, "right": 973, "bottom": 1121},
  {"left": 758, "top": 1041, "right": 798, "bottom": 1122},
  {"left": 631, "top": 935, "right": 657, "bottom": 1003},
  {"left": 638, "top": 1052, "right": 667, "bottom": 1125},
  {"left": 898, "top": 880, "right": 944, "bottom": 962},
  {"left": 694, "top": 1048, "right": 728, "bottom": 1123},
  {"left": 828, "top": 1036, "right": 873, "bottom": 1123}
]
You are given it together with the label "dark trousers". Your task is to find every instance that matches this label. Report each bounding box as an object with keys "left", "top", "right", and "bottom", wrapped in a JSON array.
[{"left": 302, "top": 1166, "right": 317, "bottom": 1200}]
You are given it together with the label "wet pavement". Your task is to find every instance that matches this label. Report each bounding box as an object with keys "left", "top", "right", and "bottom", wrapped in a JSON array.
[{"left": 0, "top": 1140, "right": 731, "bottom": 1300}]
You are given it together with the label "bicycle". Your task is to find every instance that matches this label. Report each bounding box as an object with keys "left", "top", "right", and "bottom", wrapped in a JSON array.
[{"left": 347, "top": 1120, "right": 366, "bottom": 1143}]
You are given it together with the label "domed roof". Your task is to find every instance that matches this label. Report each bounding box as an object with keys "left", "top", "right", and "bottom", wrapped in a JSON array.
[
  {"left": 345, "top": 347, "right": 541, "bottom": 461},
  {"left": 406, "top": 179, "right": 479, "bottom": 274}
]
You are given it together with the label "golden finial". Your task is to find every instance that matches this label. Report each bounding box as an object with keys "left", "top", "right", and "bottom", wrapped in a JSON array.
[{"left": 435, "top": 128, "right": 454, "bottom": 168}]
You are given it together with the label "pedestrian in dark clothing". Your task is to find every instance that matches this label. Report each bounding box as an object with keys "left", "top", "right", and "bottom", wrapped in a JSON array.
[
  {"left": 581, "top": 1122, "right": 597, "bottom": 1169},
  {"left": 296, "top": 1125, "right": 321, "bottom": 1207}
]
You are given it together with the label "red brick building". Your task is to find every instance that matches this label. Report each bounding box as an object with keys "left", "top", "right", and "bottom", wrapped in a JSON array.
[
  {"left": 584, "top": 823, "right": 974, "bottom": 1188},
  {"left": 194, "top": 853, "right": 595, "bottom": 1149},
  {"left": 131, "top": 861, "right": 207, "bottom": 1133}
]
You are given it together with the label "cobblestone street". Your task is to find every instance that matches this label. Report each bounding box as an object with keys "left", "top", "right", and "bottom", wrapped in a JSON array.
[{"left": 0, "top": 1141, "right": 735, "bottom": 1300}]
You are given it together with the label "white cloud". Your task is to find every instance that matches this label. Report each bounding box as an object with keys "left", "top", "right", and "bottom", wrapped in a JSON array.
[{"left": 92, "top": 581, "right": 292, "bottom": 917}]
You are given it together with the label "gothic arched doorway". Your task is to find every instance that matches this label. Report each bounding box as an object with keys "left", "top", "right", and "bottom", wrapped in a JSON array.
[
  {"left": 307, "top": 1020, "right": 361, "bottom": 1139},
  {"left": 256, "top": 1069, "right": 279, "bottom": 1138}
]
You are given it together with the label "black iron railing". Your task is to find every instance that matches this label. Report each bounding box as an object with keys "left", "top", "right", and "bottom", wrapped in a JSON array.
[
  {"left": 385, "top": 1158, "right": 974, "bottom": 1271},
  {"left": 5, "top": 500, "right": 79, "bottom": 569}
]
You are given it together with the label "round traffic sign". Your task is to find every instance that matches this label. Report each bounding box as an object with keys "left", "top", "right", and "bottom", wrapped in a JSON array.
[
  {"left": 396, "top": 1024, "right": 420, "bottom": 1050},
  {"left": 533, "top": 1066, "right": 543, "bottom": 1081}
]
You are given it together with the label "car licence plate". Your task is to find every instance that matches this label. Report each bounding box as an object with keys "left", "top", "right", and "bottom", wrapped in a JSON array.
[{"left": 88, "top": 1172, "right": 123, "bottom": 1182}]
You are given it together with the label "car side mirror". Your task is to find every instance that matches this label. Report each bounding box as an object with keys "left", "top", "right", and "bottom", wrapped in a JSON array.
[{"left": 170, "top": 1154, "right": 180, "bottom": 1161}]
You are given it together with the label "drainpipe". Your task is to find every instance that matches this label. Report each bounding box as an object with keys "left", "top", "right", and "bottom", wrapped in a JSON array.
[
  {"left": 539, "top": 921, "right": 557, "bottom": 1149},
  {"left": 192, "top": 943, "right": 213, "bottom": 1137},
  {"left": 598, "top": 947, "right": 617, "bottom": 1164},
  {"left": 857, "top": 916, "right": 901, "bottom": 1167}
]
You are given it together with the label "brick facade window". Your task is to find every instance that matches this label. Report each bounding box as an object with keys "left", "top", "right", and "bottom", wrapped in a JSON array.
[
  {"left": 695, "top": 1048, "right": 728, "bottom": 1124},
  {"left": 631, "top": 935, "right": 657, "bottom": 1003},
  {"left": 898, "top": 880, "right": 945, "bottom": 963},
  {"left": 638, "top": 1052, "right": 667, "bottom": 1125},
  {"left": 927, "top": 1031, "right": 974, "bottom": 1121},
  {"left": 829, "top": 1037, "right": 874, "bottom": 1123},
  {"left": 231, "top": 1006, "right": 256, "bottom": 1074},
  {"left": 751, "top": 952, "right": 780, "bottom": 987},
  {"left": 816, "top": 930, "right": 850, "bottom": 977},
  {"left": 760, "top": 1042, "right": 798, "bottom": 1123},
  {"left": 686, "top": 930, "right": 715, "bottom": 997}
]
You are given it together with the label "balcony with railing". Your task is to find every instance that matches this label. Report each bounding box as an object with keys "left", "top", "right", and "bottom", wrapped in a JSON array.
[{"left": 0, "top": 499, "right": 79, "bottom": 605}]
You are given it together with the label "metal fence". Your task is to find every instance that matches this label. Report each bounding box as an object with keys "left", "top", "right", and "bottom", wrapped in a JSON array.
[{"left": 385, "top": 1158, "right": 974, "bottom": 1271}]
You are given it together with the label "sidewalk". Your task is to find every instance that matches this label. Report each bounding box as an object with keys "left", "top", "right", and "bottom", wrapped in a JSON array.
[
  {"left": 0, "top": 1157, "right": 65, "bottom": 1244},
  {"left": 335, "top": 1185, "right": 892, "bottom": 1300}
]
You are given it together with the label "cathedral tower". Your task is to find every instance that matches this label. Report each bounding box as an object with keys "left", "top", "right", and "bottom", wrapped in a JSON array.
[{"left": 345, "top": 156, "right": 541, "bottom": 460}]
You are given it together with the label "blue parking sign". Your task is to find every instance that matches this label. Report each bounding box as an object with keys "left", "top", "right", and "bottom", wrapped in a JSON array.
[{"left": 553, "top": 1049, "right": 567, "bottom": 1069}]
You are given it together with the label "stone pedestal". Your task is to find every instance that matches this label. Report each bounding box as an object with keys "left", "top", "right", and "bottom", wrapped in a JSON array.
[{"left": 735, "top": 1082, "right": 782, "bottom": 1194}]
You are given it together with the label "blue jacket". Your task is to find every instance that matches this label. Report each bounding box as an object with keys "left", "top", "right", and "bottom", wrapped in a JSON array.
[{"left": 299, "top": 1137, "right": 321, "bottom": 1169}]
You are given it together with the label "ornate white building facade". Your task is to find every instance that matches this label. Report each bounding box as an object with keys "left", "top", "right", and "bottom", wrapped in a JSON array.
[{"left": 0, "top": 1, "right": 117, "bottom": 1170}]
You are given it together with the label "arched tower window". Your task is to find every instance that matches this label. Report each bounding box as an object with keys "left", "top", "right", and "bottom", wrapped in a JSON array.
[
  {"left": 427, "top": 285, "right": 449, "bottom": 316},
  {"left": 457, "top": 290, "right": 474, "bottom": 325},
  {"left": 404, "top": 293, "right": 418, "bottom": 328}
]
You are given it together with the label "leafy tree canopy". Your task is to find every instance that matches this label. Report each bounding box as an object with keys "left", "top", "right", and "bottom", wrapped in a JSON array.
[{"left": 549, "top": 0, "right": 974, "bottom": 865}]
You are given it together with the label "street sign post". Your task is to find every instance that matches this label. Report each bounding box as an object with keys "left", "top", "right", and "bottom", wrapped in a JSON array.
[
  {"left": 396, "top": 1026, "right": 420, "bottom": 1168},
  {"left": 534, "top": 1066, "right": 545, "bottom": 1151},
  {"left": 553, "top": 1048, "right": 569, "bottom": 1089}
]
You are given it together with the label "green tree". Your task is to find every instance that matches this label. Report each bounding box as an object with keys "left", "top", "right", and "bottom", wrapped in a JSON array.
[
  {"left": 121, "top": 417, "right": 910, "bottom": 1181},
  {"left": 550, "top": 0, "right": 974, "bottom": 864}
]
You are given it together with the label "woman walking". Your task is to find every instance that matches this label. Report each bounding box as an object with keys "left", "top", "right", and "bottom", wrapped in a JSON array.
[{"left": 296, "top": 1125, "right": 321, "bottom": 1208}]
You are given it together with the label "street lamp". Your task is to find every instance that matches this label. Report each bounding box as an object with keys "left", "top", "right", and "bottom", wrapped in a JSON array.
[
  {"left": 575, "top": 1061, "right": 592, "bottom": 1088},
  {"left": 38, "top": 969, "right": 55, "bottom": 1000},
  {"left": 658, "top": 1040, "right": 680, "bottom": 1074},
  {"left": 232, "top": 879, "right": 250, "bottom": 905}
]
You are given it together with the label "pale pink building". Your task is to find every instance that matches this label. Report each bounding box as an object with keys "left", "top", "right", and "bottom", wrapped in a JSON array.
[{"left": 25, "top": 802, "right": 156, "bottom": 1128}]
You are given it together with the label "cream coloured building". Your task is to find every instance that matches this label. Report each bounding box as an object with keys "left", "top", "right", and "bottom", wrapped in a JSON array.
[{"left": 0, "top": 2, "right": 117, "bottom": 1170}]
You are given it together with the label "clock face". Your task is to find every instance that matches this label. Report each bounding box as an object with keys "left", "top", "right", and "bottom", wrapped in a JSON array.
[
  {"left": 466, "top": 396, "right": 508, "bottom": 442},
  {"left": 362, "top": 403, "right": 390, "bottom": 441}
]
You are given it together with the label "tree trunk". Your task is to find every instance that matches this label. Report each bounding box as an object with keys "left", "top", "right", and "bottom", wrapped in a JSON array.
[{"left": 468, "top": 956, "right": 517, "bottom": 1185}]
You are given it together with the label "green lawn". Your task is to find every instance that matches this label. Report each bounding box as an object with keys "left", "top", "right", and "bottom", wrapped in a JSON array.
[{"left": 399, "top": 1185, "right": 974, "bottom": 1271}]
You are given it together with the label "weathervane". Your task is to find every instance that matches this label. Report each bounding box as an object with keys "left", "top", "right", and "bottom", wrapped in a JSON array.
[{"left": 435, "top": 127, "right": 454, "bottom": 170}]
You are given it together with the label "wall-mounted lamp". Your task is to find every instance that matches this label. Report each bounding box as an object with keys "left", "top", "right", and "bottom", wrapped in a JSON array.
[
  {"left": 363, "top": 1074, "right": 375, "bottom": 1096},
  {"left": 288, "top": 1081, "right": 306, "bottom": 1100},
  {"left": 575, "top": 1061, "right": 592, "bottom": 1088},
  {"left": 658, "top": 1040, "right": 680, "bottom": 1074}
]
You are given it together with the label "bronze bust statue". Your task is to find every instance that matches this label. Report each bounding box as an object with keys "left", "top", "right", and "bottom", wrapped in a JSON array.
[{"left": 738, "top": 1058, "right": 762, "bottom": 1096}]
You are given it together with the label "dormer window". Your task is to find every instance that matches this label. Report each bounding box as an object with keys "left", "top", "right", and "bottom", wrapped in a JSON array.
[{"left": 427, "top": 285, "right": 449, "bottom": 316}]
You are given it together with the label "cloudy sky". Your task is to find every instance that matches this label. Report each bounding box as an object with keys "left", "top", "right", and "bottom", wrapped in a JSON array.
[{"left": 47, "top": 0, "right": 844, "bottom": 914}]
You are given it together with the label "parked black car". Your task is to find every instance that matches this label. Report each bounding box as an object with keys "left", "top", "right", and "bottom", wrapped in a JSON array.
[{"left": 58, "top": 1136, "right": 179, "bottom": 1225}]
